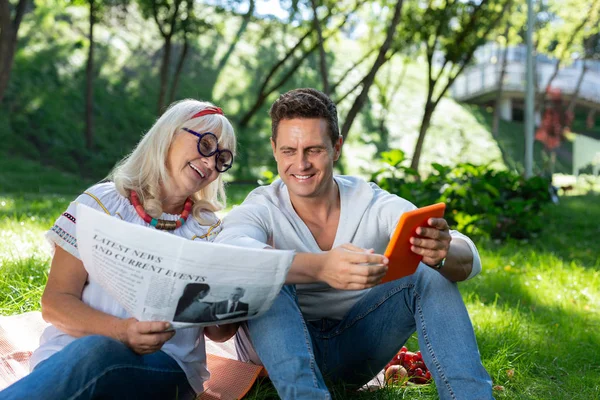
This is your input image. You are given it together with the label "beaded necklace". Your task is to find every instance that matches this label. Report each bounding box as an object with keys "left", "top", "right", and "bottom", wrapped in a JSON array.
[{"left": 130, "top": 191, "right": 193, "bottom": 231}]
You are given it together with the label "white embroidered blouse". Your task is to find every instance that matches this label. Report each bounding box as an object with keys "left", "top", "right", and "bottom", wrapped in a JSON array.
[{"left": 30, "top": 182, "right": 222, "bottom": 394}]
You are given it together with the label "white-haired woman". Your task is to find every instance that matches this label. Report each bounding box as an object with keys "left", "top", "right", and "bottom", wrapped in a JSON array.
[{"left": 1, "top": 100, "right": 237, "bottom": 400}]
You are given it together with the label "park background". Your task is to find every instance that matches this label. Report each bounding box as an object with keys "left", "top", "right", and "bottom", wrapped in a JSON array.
[{"left": 1, "top": 0, "right": 599, "bottom": 398}]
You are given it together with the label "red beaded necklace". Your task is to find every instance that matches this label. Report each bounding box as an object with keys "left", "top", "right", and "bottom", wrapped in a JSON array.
[{"left": 130, "top": 191, "right": 193, "bottom": 231}]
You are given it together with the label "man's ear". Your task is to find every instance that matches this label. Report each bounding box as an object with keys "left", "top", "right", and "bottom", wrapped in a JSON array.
[{"left": 333, "top": 135, "right": 343, "bottom": 161}]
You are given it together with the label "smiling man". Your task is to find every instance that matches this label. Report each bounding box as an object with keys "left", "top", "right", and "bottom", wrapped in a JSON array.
[{"left": 214, "top": 88, "right": 493, "bottom": 400}]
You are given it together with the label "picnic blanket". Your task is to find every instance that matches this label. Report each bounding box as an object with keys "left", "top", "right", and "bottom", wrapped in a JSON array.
[{"left": 0, "top": 312, "right": 263, "bottom": 400}]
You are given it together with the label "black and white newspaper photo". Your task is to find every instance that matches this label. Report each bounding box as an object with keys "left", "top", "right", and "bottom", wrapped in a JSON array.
[{"left": 76, "top": 204, "right": 294, "bottom": 329}]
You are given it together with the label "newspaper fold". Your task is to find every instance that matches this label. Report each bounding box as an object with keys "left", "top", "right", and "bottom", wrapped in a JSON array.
[{"left": 76, "top": 204, "right": 294, "bottom": 329}]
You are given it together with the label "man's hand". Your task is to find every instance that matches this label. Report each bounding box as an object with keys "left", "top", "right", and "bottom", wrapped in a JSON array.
[
  {"left": 317, "top": 243, "right": 388, "bottom": 290},
  {"left": 118, "top": 319, "right": 175, "bottom": 355},
  {"left": 409, "top": 217, "right": 452, "bottom": 268}
]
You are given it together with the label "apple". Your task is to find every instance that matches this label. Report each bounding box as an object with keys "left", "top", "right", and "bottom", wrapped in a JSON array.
[{"left": 384, "top": 365, "right": 408, "bottom": 384}]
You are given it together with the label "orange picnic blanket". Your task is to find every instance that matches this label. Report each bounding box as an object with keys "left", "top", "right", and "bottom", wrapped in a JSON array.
[{"left": 0, "top": 312, "right": 263, "bottom": 400}]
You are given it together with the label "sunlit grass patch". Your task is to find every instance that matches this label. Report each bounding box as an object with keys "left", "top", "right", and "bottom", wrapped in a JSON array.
[{"left": 0, "top": 256, "right": 48, "bottom": 315}]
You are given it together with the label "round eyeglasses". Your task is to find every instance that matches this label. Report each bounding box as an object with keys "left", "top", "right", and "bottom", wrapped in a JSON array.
[{"left": 182, "top": 127, "right": 234, "bottom": 173}]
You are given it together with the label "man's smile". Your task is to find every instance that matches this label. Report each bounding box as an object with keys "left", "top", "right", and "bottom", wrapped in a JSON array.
[{"left": 291, "top": 174, "right": 315, "bottom": 181}]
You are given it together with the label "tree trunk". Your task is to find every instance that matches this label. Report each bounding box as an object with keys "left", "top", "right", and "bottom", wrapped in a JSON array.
[
  {"left": 333, "top": 49, "right": 397, "bottom": 104},
  {"left": 537, "top": 59, "right": 561, "bottom": 115},
  {"left": 84, "top": 0, "right": 96, "bottom": 149},
  {"left": 310, "top": 0, "right": 329, "bottom": 95},
  {"left": 410, "top": 0, "right": 511, "bottom": 172},
  {"left": 330, "top": 46, "right": 377, "bottom": 95},
  {"left": 237, "top": 30, "right": 315, "bottom": 127},
  {"left": 0, "top": 31, "right": 17, "bottom": 105},
  {"left": 492, "top": 26, "right": 510, "bottom": 137},
  {"left": 375, "top": 59, "right": 407, "bottom": 155},
  {"left": 168, "top": 35, "right": 189, "bottom": 104},
  {"left": 566, "top": 60, "right": 588, "bottom": 120},
  {"left": 153, "top": 0, "right": 182, "bottom": 114},
  {"left": 157, "top": 35, "right": 172, "bottom": 114},
  {"left": 339, "top": 0, "right": 404, "bottom": 141},
  {"left": 538, "top": 5, "right": 595, "bottom": 114},
  {"left": 410, "top": 98, "right": 434, "bottom": 172},
  {"left": 0, "top": 0, "right": 28, "bottom": 104}
]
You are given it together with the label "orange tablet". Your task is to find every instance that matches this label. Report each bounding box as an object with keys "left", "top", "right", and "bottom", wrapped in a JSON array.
[{"left": 380, "top": 202, "right": 446, "bottom": 284}]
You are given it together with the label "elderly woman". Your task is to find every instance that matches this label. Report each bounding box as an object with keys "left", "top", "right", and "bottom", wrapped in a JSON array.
[{"left": 1, "top": 100, "right": 237, "bottom": 400}]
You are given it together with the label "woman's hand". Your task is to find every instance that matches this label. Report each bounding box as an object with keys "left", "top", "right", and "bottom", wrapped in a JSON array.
[
  {"left": 119, "top": 319, "right": 175, "bottom": 355},
  {"left": 42, "top": 246, "right": 175, "bottom": 351}
]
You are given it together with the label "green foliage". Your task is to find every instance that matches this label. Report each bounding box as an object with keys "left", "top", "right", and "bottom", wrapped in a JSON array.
[
  {"left": 536, "top": 0, "right": 600, "bottom": 63},
  {"left": 369, "top": 150, "right": 553, "bottom": 240},
  {"left": 257, "top": 169, "right": 277, "bottom": 186},
  {"left": 403, "top": 0, "right": 513, "bottom": 66}
]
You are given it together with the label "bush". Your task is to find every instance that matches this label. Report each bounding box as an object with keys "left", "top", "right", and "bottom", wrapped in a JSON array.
[{"left": 369, "top": 150, "right": 552, "bottom": 240}]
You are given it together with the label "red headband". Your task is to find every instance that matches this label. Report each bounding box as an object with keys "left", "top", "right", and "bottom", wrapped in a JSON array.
[{"left": 191, "top": 107, "right": 224, "bottom": 119}]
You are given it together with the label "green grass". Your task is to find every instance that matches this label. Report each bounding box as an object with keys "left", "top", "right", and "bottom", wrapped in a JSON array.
[
  {"left": 1, "top": 182, "right": 599, "bottom": 399},
  {"left": 0, "top": 193, "right": 70, "bottom": 314},
  {"left": 0, "top": 154, "right": 93, "bottom": 195}
]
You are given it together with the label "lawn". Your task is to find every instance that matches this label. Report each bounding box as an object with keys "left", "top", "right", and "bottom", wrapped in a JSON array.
[{"left": 1, "top": 180, "right": 598, "bottom": 399}]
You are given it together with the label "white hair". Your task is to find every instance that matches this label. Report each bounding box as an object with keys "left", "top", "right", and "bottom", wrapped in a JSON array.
[{"left": 109, "top": 99, "right": 236, "bottom": 225}]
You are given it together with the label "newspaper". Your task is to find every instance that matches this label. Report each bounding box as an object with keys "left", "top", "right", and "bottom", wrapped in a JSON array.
[{"left": 76, "top": 204, "right": 294, "bottom": 329}]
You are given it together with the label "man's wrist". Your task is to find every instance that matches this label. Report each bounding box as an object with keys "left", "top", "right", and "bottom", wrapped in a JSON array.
[{"left": 431, "top": 258, "right": 446, "bottom": 270}]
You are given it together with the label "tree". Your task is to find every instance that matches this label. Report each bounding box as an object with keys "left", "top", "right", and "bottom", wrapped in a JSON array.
[
  {"left": 238, "top": 0, "right": 367, "bottom": 128},
  {"left": 582, "top": 33, "right": 600, "bottom": 130},
  {"left": 491, "top": 4, "right": 526, "bottom": 138},
  {"left": 491, "top": 24, "right": 510, "bottom": 138},
  {"left": 211, "top": 0, "right": 255, "bottom": 91},
  {"left": 138, "top": 0, "right": 185, "bottom": 113},
  {"left": 536, "top": 0, "right": 600, "bottom": 114},
  {"left": 73, "top": 0, "right": 128, "bottom": 149},
  {"left": 167, "top": 0, "right": 209, "bottom": 104},
  {"left": 339, "top": 0, "right": 404, "bottom": 141},
  {"left": 0, "top": 0, "right": 30, "bottom": 104},
  {"left": 406, "top": 0, "right": 513, "bottom": 172},
  {"left": 531, "top": 0, "right": 600, "bottom": 175},
  {"left": 84, "top": 0, "right": 97, "bottom": 149},
  {"left": 310, "top": 0, "right": 329, "bottom": 94},
  {"left": 370, "top": 56, "right": 409, "bottom": 155}
]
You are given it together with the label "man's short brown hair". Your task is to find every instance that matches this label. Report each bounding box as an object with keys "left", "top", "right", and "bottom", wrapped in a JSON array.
[{"left": 269, "top": 88, "right": 340, "bottom": 146}]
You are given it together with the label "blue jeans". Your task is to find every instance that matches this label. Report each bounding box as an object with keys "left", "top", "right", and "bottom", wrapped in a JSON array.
[
  {"left": 0, "top": 335, "right": 195, "bottom": 400},
  {"left": 244, "top": 264, "right": 493, "bottom": 400}
]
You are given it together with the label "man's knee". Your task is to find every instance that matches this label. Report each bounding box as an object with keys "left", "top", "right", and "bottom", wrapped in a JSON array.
[{"left": 413, "top": 264, "right": 457, "bottom": 290}]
